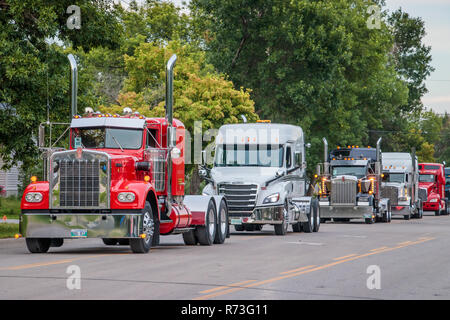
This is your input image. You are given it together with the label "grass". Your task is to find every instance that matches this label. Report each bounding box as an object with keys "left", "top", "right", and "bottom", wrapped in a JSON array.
[
  {"left": 0, "top": 223, "right": 19, "bottom": 239},
  {"left": 0, "top": 196, "right": 21, "bottom": 220}
]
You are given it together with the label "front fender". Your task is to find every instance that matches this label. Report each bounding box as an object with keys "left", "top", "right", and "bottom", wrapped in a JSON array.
[
  {"left": 111, "top": 180, "right": 156, "bottom": 210},
  {"left": 256, "top": 181, "right": 292, "bottom": 207}
]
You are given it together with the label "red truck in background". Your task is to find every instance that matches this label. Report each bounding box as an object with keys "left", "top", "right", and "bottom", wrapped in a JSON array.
[
  {"left": 419, "top": 163, "right": 449, "bottom": 216},
  {"left": 19, "top": 54, "right": 229, "bottom": 253}
]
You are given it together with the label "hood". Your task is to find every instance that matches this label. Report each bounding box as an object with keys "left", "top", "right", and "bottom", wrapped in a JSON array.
[
  {"left": 210, "top": 166, "right": 281, "bottom": 185},
  {"left": 419, "top": 182, "right": 436, "bottom": 195}
]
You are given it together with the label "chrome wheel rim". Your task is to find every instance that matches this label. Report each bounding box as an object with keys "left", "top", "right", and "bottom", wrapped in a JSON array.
[
  {"left": 142, "top": 211, "right": 154, "bottom": 244},
  {"left": 220, "top": 207, "right": 227, "bottom": 235},
  {"left": 208, "top": 209, "right": 215, "bottom": 237}
]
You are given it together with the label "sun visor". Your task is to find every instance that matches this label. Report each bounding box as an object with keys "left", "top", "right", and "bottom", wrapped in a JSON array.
[{"left": 71, "top": 117, "right": 145, "bottom": 129}]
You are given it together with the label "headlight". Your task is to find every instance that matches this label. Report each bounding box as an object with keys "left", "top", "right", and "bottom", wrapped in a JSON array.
[
  {"left": 118, "top": 192, "right": 135, "bottom": 203},
  {"left": 263, "top": 193, "right": 280, "bottom": 204},
  {"left": 429, "top": 198, "right": 438, "bottom": 203},
  {"left": 25, "top": 192, "right": 43, "bottom": 203}
]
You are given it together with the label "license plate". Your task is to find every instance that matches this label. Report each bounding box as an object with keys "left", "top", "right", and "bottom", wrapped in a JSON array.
[
  {"left": 230, "top": 218, "right": 242, "bottom": 225},
  {"left": 71, "top": 229, "right": 88, "bottom": 237}
]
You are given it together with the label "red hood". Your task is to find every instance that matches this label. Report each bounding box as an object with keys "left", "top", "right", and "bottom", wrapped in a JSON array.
[{"left": 419, "top": 182, "right": 436, "bottom": 196}]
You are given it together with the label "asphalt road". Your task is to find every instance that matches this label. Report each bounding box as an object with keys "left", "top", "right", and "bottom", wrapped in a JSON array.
[{"left": 1, "top": 212, "right": 449, "bottom": 300}]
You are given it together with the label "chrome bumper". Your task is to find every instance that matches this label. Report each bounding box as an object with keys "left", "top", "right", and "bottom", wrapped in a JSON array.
[
  {"left": 229, "top": 204, "right": 309, "bottom": 225},
  {"left": 319, "top": 201, "right": 373, "bottom": 219},
  {"left": 20, "top": 212, "right": 144, "bottom": 238}
]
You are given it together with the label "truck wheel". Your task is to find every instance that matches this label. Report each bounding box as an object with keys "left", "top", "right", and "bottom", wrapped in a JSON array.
[
  {"left": 50, "top": 238, "right": 64, "bottom": 247},
  {"left": 130, "top": 201, "right": 154, "bottom": 253},
  {"left": 25, "top": 238, "right": 51, "bottom": 253},
  {"left": 435, "top": 210, "right": 441, "bottom": 216},
  {"left": 183, "top": 230, "right": 198, "bottom": 245},
  {"left": 195, "top": 199, "right": 217, "bottom": 245},
  {"left": 214, "top": 199, "right": 228, "bottom": 244},
  {"left": 274, "top": 201, "right": 289, "bottom": 235},
  {"left": 234, "top": 225, "right": 245, "bottom": 232},
  {"left": 302, "top": 209, "right": 314, "bottom": 233},
  {"left": 313, "top": 200, "right": 320, "bottom": 232},
  {"left": 292, "top": 222, "right": 302, "bottom": 232},
  {"left": 102, "top": 238, "right": 118, "bottom": 245},
  {"left": 404, "top": 213, "right": 411, "bottom": 220}
]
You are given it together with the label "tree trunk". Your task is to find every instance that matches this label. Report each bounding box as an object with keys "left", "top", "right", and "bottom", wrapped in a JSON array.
[{"left": 189, "top": 165, "right": 202, "bottom": 195}]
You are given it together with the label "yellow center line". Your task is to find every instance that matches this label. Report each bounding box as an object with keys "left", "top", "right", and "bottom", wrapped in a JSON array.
[
  {"left": 193, "top": 237, "right": 435, "bottom": 300},
  {"left": 397, "top": 241, "right": 412, "bottom": 245},
  {"left": 280, "top": 265, "right": 316, "bottom": 275},
  {"left": 370, "top": 246, "right": 388, "bottom": 252},
  {"left": 199, "top": 280, "right": 258, "bottom": 294},
  {"left": 333, "top": 254, "right": 357, "bottom": 261}
]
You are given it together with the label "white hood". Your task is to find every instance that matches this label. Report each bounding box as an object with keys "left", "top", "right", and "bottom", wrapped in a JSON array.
[{"left": 210, "top": 166, "right": 281, "bottom": 185}]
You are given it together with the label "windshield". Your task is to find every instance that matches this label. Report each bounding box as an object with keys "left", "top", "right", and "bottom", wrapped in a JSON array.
[
  {"left": 382, "top": 173, "right": 405, "bottom": 183},
  {"left": 72, "top": 127, "right": 143, "bottom": 150},
  {"left": 419, "top": 174, "right": 436, "bottom": 183},
  {"left": 215, "top": 144, "right": 284, "bottom": 167},
  {"left": 332, "top": 166, "right": 366, "bottom": 179}
]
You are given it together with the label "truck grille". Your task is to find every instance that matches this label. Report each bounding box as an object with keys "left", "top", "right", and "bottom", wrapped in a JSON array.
[
  {"left": 218, "top": 184, "right": 258, "bottom": 216},
  {"left": 59, "top": 159, "right": 100, "bottom": 207},
  {"left": 331, "top": 178, "right": 357, "bottom": 205},
  {"left": 50, "top": 150, "right": 110, "bottom": 209},
  {"left": 381, "top": 186, "right": 399, "bottom": 206}
]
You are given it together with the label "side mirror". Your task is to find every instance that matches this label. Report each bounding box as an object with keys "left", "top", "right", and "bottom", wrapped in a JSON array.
[
  {"left": 276, "top": 169, "right": 284, "bottom": 177},
  {"left": 39, "top": 125, "right": 45, "bottom": 148},
  {"left": 199, "top": 168, "right": 207, "bottom": 178}
]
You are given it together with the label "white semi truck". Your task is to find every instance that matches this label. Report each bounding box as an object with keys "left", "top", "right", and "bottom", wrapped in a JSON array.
[
  {"left": 200, "top": 122, "right": 320, "bottom": 235},
  {"left": 381, "top": 152, "right": 425, "bottom": 220}
]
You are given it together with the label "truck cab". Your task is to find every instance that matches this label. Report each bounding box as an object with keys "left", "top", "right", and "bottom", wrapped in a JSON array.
[
  {"left": 419, "top": 163, "right": 449, "bottom": 215},
  {"left": 381, "top": 152, "right": 424, "bottom": 220},
  {"left": 201, "top": 122, "right": 320, "bottom": 235},
  {"left": 317, "top": 139, "right": 391, "bottom": 224},
  {"left": 19, "top": 54, "right": 229, "bottom": 253}
]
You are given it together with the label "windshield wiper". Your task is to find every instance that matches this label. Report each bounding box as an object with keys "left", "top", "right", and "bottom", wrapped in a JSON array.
[{"left": 111, "top": 134, "right": 124, "bottom": 152}]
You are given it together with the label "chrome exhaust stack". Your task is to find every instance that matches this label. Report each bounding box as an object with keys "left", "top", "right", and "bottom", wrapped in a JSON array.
[
  {"left": 323, "top": 137, "right": 329, "bottom": 175},
  {"left": 165, "top": 54, "right": 177, "bottom": 212},
  {"left": 67, "top": 54, "right": 78, "bottom": 118}
]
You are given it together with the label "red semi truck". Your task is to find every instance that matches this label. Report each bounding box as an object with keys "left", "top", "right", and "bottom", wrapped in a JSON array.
[
  {"left": 19, "top": 54, "right": 229, "bottom": 253},
  {"left": 419, "top": 163, "right": 449, "bottom": 216}
]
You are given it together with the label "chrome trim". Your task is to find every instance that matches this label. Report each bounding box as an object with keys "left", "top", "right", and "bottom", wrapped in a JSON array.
[
  {"left": 49, "top": 150, "right": 111, "bottom": 209},
  {"left": 22, "top": 213, "right": 144, "bottom": 238}
]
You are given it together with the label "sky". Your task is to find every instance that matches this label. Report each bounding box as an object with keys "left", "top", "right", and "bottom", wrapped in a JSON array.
[
  {"left": 122, "top": 0, "right": 450, "bottom": 115},
  {"left": 385, "top": 0, "right": 450, "bottom": 115}
]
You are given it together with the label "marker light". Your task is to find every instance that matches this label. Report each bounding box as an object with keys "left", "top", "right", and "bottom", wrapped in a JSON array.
[
  {"left": 144, "top": 175, "right": 151, "bottom": 182},
  {"left": 30, "top": 176, "right": 37, "bottom": 183}
]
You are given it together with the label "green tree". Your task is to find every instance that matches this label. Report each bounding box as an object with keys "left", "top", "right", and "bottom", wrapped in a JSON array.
[
  {"left": 0, "top": 0, "right": 122, "bottom": 169},
  {"left": 190, "top": 0, "right": 409, "bottom": 176}
]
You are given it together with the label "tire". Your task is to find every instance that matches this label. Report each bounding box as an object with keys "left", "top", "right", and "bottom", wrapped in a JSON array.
[
  {"left": 254, "top": 224, "right": 263, "bottom": 231},
  {"left": 130, "top": 201, "right": 155, "bottom": 253},
  {"left": 195, "top": 199, "right": 217, "bottom": 245},
  {"left": 234, "top": 225, "right": 245, "bottom": 232},
  {"left": 404, "top": 213, "right": 411, "bottom": 220},
  {"left": 292, "top": 222, "right": 302, "bottom": 232},
  {"left": 25, "top": 238, "right": 51, "bottom": 253},
  {"left": 102, "top": 238, "right": 118, "bottom": 246},
  {"left": 214, "top": 199, "right": 228, "bottom": 244},
  {"left": 302, "top": 207, "right": 314, "bottom": 233},
  {"left": 50, "top": 238, "right": 64, "bottom": 247},
  {"left": 274, "top": 201, "right": 289, "bottom": 236},
  {"left": 312, "top": 200, "right": 320, "bottom": 232},
  {"left": 182, "top": 230, "right": 198, "bottom": 245},
  {"left": 118, "top": 239, "right": 129, "bottom": 245},
  {"left": 435, "top": 210, "right": 441, "bottom": 216}
]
